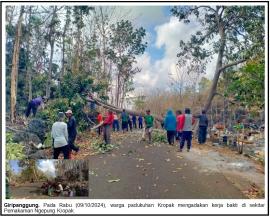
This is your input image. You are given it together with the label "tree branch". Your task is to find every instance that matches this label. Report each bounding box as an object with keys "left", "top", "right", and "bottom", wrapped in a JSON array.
[{"left": 218, "top": 59, "right": 247, "bottom": 72}]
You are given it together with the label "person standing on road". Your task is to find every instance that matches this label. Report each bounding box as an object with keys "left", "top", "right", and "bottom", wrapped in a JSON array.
[
  {"left": 128, "top": 115, "right": 133, "bottom": 131},
  {"left": 138, "top": 114, "right": 143, "bottom": 129},
  {"left": 132, "top": 115, "right": 137, "bottom": 129},
  {"left": 144, "top": 110, "right": 154, "bottom": 144},
  {"left": 51, "top": 112, "right": 69, "bottom": 159},
  {"left": 176, "top": 110, "right": 183, "bottom": 141},
  {"left": 103, "top": 110, "right": 114, "bottom": 144},
  {"left": 121, "top": 109, "right": 128, "bottom": 132},
  {"left": 194, "top": 110, "right": 208, "bottom": 144},
  {"left": 112, "top": 112, "right": 120, "bottom": 131},
  {"left": 178, "top": 108, "right": 195, "bottom": 152},
  {"left": 164, "top": 109, "right": 177, "bottom": 145},
  {"left": 65, "top": 110, "right": 79, "bottom": 154}
]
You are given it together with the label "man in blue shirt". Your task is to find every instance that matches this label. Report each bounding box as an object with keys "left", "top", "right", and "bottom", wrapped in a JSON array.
[
  {"left": 132, "top": 115, "right": 137, "bottom": 129},
  {"left": 25, "top": 96, "right": 47, "bottom": 117}
]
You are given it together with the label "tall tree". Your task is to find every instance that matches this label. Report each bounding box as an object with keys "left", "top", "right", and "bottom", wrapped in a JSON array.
[
  {"left": 25, "top": 6, "right": 33, "bottom": 101},
  {"left": 45, "top": 6, "right": 61, "bottom": 98},
  {"left": 107, "top": 20, "right": 147, "bottom": 107},
  {"left": 72, "top": 6, "right": 93, "bottom": 74},
  {"left": 10, "top": 6, "right": 24, "bottom": 123},
  {"left": 171, "top": 5, "right": 265, "bottom": 112},
  {"left": 60, "top": 7, "right": 71, "bottom": 81}
]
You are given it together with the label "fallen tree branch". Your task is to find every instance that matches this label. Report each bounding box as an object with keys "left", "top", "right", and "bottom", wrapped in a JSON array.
[{"left": 85, "top": 94, "right": 163, "bottom": 122}]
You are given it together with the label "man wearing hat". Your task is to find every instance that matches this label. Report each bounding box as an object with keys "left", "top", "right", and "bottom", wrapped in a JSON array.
[{"left": 65, "top": 109, "right": 79, "bottom": 154}]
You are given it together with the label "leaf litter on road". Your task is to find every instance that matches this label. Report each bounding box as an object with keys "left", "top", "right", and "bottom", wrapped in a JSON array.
[{"left": 107, "top": 179, "right": 120, "bottom": 183}]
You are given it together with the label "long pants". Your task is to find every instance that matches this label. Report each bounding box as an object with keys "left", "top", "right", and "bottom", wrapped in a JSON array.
[
  {"left": 176, "top": 131, "right": 182, "bottom": 141},
  {"left": 132, "top": 122, "right": 137, "bottom": 129},
  {"left": 198, "top": 126, "right": 207, "bottom": 144},
  {"left": 25, "top": 101, "right": 38, "bottom": 117},
  {"left": 69, "top": 136, "right": 79, "bottom": 152},
  {"left": 103, "top": 125, "right": 111, "bottom": 144},
  {"left": 122, "top": 122, "right": 128, "bottom": 131},
  {"left": 98, "top": 126, "right": 103, "bottom": 135},
  {"left": 113, "top": 120, "right": 120, "bottom": 131},
  {"left": 139, "top": 122, "right": 143, "bottom": 129},
  {"left": 180, "top": 131, "right": 192, "bottom": 150},
  {"left": 145, "top": 127, "right": 152, "bottom": 143},
  {"left": 128, "top": 121, "right": 132, "bottom": 131},
  {"left": 53, "top": 145, "right": 70, "bottom": 159},
  {"left": 166, "top": 130, "right": 175, "bottom": 145}
]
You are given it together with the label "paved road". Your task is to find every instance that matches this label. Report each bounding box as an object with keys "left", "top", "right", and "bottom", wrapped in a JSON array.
[{"left": 88, "top": 131, "right": 246, "bottom": 199}]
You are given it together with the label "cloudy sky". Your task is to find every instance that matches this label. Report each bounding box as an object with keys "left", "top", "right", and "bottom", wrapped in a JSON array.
[
  {"left": 38, "top": 160, "right": 56, "bottom": 177},
  {"left": 120, "top": 6, "right": 216, "bottom": 94}
]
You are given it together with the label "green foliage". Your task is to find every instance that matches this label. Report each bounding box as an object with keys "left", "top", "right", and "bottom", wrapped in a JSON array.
[
  {"left": 43, "top": 132, "right": 53, "bottom": 148},
  {"left": 152, "top": 130, "right": 167, "bottom": 143},
  {"left": 6, "top": 132, "right": 25, "bottom": 160},
  {"left": 60, "top": 72, "right": 94, "bottom": 102},
  {"left": 92, "top": 140, "right": 118, "bottom": 154},
  {"left": 37, "top": 95, "right": 89, "bottom": 132},
  {"left": 171, "top": 6, "right": 265, "bottom": 72},
  {"left": 226, "top": 57, "right": 264, "bottom": 109}
]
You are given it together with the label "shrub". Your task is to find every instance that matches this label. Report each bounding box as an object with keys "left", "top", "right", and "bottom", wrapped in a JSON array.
[{"left": 6, "top": 132, "right": 25, "bottom": 160}]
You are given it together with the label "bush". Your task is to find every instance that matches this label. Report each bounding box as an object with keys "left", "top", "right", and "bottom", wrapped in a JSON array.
[
  {"left": 6, "top": 132, "right": 25, "bottom": 160},
  {"left": 152, "top": 130, "right": 167, "bottom": 143},
  {"left": 92, "top": 140, "right": 118, "bottom": 154},
  {"left": 37, "top": 95, "right": 89, "bottom": 132}
]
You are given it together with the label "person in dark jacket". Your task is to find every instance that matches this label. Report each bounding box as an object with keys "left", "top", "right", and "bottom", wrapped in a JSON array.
[
  {"left": 128, "top": 115, "right": 133, "bottom": 131},
  {"left": 194, "top": 110, "right": 208, "bottom": 144},
  {"left": 132, "top": 115, "right": 137, "bottom": 129},
  {"left": 25, "top": 96, "right": 47, "bottom": 117},
  {"left": 65, "top": 110, "right": 79, "bottom": 153},
  {"left": 138, "top": 114, "right": 143, "bottom": 129},
  {"left": 164, "top": 109, "right": 177, "bottom": 145}
]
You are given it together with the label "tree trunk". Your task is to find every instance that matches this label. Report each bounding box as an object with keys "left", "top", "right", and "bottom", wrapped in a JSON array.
[
  {"left": 203, "top": 25, "right": 225, "bottom": 112},
  {"left": 86, "top": 94, "right": 163, "bottom": 122},
  {"left": 10, "top": 6, "right": 24, "bottom": 123},
  {"left": 25, "top": 7, "right": 33, "bottom": 101},
  {"left": 46, "top": 40, "right": 54, "bottom": 98},
  {"left": 115, "top": 74, "right": 121, "bottom": 107}
]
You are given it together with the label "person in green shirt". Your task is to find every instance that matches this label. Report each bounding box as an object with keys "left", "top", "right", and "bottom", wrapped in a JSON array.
[{"left": 144, "top": 109, "right": 154, "bottom": 143}]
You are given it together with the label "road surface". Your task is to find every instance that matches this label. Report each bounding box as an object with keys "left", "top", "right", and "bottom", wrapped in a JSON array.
[{"left": 89, "top": 130, "right": 246, "bottom": 199}]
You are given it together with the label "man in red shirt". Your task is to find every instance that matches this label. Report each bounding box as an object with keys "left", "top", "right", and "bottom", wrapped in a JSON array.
[
  {"left": 103, "top": 110, "right": 114, "bottom": 144},
  {"left": 176, "top": 110, "right": 183, "bottom": 141},
  {"left": 178, "top": 108, "right": 196, "bottom": 152}
]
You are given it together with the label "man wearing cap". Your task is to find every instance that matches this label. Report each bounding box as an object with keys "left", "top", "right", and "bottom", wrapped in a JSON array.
[
  {"left": 65, "top": 110, "right": 79, "bottom": 153},
  {"left": 51, "top": 112, "right": 69, "bottom": 159}
]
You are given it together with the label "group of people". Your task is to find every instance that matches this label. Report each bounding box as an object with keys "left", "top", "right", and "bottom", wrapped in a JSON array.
[
  {"left": 25, "top": 96, "right": 208, "bottom": 156},
  {"left": 163, "top": 108, "right": 208, "bottom": 152},
  {"left": 96, "top": 110, "right": 144, "bottom": 133},
  {"left": 93, "top": 109, "right": 150, "bottom": 145}
]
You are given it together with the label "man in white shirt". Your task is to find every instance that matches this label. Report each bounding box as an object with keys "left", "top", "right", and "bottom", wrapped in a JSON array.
[{"left": 51, "top": 112, "right": 69, "bottom": 159}]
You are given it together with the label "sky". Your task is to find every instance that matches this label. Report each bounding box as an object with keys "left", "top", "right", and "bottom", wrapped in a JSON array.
[{"left": 119, "top": 6, "right": 217, "bottom": 95}]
